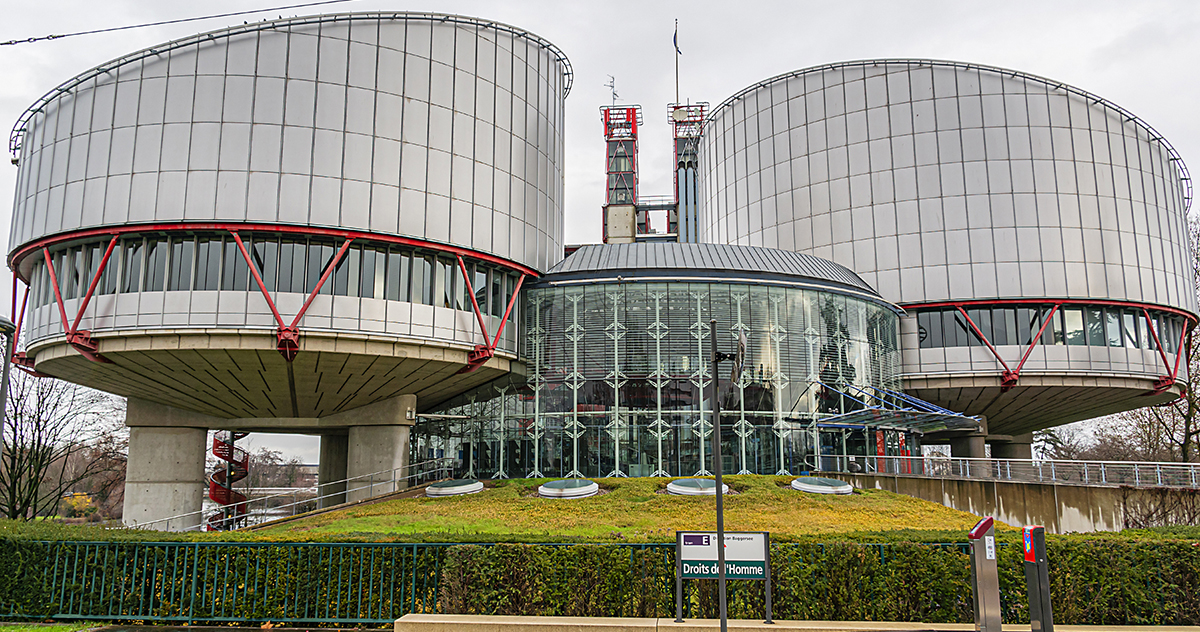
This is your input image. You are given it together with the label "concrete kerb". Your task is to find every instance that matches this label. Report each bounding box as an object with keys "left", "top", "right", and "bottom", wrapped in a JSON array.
[{"left": 395, "top": 615, "right": 1200, "bottom": 632}]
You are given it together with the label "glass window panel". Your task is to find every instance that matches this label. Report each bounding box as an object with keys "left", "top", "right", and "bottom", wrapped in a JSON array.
[
  {"left": 385, "top": 248, "right": 410, "bottom": 301},
  {"left": 1017, "top": 307, "right": 1034, "bottom": 345},
  {"left": 474, "top": 265, "right": 488, "bottom": 313},
  {"left": 314, "top": 242, "right": 337, "bottom": 295},
  {"left": 144, "top": 238, "right": 167, "bottom": 292},
  {"left": 360, "top": 247, "right": 377, "bottom": 299},
  {"left": 251, "top": 236, "right": 278, "bottom": 292},
  {"left": 490, "top": 268, "right": 503, "bottom": 317},
  {"left": 991, "top": 308, "right": 1010, "bottom": 346},
  {"left": 438, "top": 258, "right": 455, "bottom": 309},
  {"left": 333, "top": 246, "right": 358, "bottom": 296},
  {"left": 168, "top": 237, "right": 194, "bottom": 291},
  {"left": 941, "top": 309, "right": 960, "bottom": 347},
  {"left": 413, "top": 254, "right": 433, "bottom": 305},
  {"left": 1086, "top": 307, "right": 1105, "bottom": 347},
  {"left": 221, "top": 238, "right": 248, "bottom": 291},
  {"left": 121, "top": 239, "right": 143, "bottom": 294},
  {"left": 917, "top": 311, "right": 933, "bottom": 348},
  {"left": 1106, "top": 309, "right": 1121, "bottom": 347},
  {"left": 1064, "top": 308, "right": 1085, "bottom": 346},
  {"left": 1123, "top": 310, "right": 1139, "bottom": 348},
  {"left": 195, "top": 237, "right": 221, "bottom": 291},
  {"left": 278, "top": 241, "right": 295, "bottom": 293}
]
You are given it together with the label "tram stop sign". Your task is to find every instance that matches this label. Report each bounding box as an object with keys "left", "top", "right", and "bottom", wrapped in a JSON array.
[{"left": 676, "top": 531, "right": 769, "bottom": 579}]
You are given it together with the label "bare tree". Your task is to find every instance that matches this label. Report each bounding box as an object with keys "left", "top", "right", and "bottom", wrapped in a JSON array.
[{"left": 0, "top": 370, "right": 124, "bottom": 520}]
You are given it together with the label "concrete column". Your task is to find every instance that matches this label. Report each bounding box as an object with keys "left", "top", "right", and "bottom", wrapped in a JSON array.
[
  {"left": 338, "top": 395, "right": 416, "bottom": 502},
  {"left": 122, "top": 425, "right": 207, "bottom": 531},
  {"left": 991, "top": 433, "right": 1034, "bottom": 460},
  {"left": 949, "top": 435, "right": 987, "bottom": 458},
  {"left": 318, "top": 434, "right": 349, "bottom": 508}
]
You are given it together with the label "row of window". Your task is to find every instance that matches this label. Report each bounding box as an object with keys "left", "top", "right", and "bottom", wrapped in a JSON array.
[
  {"left": 29, "top": 233, "right": 521, "bottom": 318},
  {"left": 915, "top": 305, "right": 1187, "bottom": 354}
]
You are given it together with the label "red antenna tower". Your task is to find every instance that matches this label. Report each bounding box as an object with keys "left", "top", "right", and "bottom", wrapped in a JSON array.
[{"left": 600, "top": 104, "right": 643, "bottom": 243}]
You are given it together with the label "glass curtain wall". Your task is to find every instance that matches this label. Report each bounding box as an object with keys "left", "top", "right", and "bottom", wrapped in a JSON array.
[{"left": 421, "top": 280, "right": 907, "bottom": 479}]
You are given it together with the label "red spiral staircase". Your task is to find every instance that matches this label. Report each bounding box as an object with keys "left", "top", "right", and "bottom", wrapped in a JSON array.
[{"left": 206, "top": 430, "right": 249, "bottom": 531}]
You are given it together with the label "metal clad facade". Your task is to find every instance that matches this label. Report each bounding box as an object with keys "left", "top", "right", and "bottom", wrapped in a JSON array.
[
  {"left": 699, "top": 60, "right": 1195, "bottom": 387},
  {"left": 9, "top": 14, "right": 569, "bottom": 355}
]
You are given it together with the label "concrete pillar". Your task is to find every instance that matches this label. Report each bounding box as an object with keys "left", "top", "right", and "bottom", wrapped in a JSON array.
[
  {"left": 337, "top": 395, "right": 416, "bottom": 502},
  {"left": 991, "top": 433, "right": 1034, "bottom": 460},
  {"left": 122, "top": 425, "right": 207, "bottom": 531},
  {"left": 318, "top": 434, "right": 348, "bottom": 508},
  {"left": 949, "top": 435, "right": 987, "bottom": 459}
]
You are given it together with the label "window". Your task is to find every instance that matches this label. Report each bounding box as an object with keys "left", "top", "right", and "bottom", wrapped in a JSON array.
[
  {"left": 490, "top": 269, "right": 503, "bottom": 317},
  {"left": 278, "top": 239, "right": 306, "bottom": 293},
  {"left": 195, "top": 237, "right": 221, "bottom": 291},
  {"left": 168, "top": 237, "right": 194, "bottom": 291},
  {"left": 144, "top": 238, "right": 167, "bottom": 291},
  {"left": 413, "top": 255, "right": 433, "bottom": 305},
  {"left": 251, "top": 236, "right": 278, "bottom": 292},
  {"left": 1106, "top": 309, "right": 1121, "bottom": 347},
  {"left": 385, "top": 248, "right": 410, "bottom": 301},
  {"left": 221, "top": 238, "right": 248, "bottom": 291},
  {"left": 309, "top": 241, "right": 335, "bottom": 295},
  {"left": 121, "top": 239, "right": 143, "bottom": 293},
  {"left": 360, "top": 247, "right": 378, "bottom": 299}
]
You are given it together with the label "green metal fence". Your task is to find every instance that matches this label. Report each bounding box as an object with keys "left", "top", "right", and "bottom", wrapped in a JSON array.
[
  {"left": 11, "top": 541, "right": 451, "bottom": 624},
  {"left": 2, "top": 541, "right": 979, "bottom": 625}
]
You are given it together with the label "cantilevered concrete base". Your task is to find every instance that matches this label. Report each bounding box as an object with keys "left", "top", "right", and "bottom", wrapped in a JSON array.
[{"left": 122, "top": 402, "right": 208, "bottom": 531}]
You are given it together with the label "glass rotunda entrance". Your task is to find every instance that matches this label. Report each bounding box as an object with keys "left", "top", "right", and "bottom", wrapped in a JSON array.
[{"left": 415, "top": 243, "right": 978, "bottom": 479}]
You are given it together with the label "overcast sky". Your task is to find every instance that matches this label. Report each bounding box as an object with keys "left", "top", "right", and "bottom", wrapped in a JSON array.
[{"left": 2, "top": 0, "right": 1198, "bottom": 461}]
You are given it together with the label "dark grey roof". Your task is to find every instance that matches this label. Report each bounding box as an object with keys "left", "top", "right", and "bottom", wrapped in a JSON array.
[{"left": 543, "top": 243, "right": 882, "bottom": 298}]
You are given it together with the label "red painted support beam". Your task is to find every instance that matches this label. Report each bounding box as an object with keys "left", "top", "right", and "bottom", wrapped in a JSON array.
[
  {"left": 229, "top": 231, "right": 286, "bottom": 329},
  {"left": 273, "top": 237, "right": 353, "bottom": 362}
]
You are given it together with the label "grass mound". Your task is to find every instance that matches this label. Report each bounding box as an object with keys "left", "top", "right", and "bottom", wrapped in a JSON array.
[{"left": 254, "top": 475, "right": 988, "bottom": 542}]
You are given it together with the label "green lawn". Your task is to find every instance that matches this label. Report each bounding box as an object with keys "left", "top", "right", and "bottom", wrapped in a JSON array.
[{"left": 254, "top": 476, "right": 990, "bottom": 543}]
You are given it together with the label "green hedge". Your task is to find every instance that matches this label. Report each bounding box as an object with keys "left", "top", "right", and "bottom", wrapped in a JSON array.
[
  {"left": 1, "top": 538, "right": 1197, "bottom": 625},
  {"left": 438, "top": 541, "right": 1200, "bottom": 625}
]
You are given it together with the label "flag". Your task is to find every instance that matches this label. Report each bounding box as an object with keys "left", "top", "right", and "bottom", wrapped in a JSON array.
[{"left": 674, "top": 21, "right": 681, "bottom": 55}]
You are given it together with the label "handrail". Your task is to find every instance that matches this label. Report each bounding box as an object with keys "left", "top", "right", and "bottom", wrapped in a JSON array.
[
  {"left": 821, "top": 454, "right": 1200, "bottom": 490},
  {"left": 134, "top": 457, "right": 454, "bottom": 531}
]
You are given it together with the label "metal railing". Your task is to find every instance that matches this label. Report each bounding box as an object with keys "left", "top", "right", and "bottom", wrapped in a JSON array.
[
  {"left": 135, "top": 458, "right": 455, "bottom": 532},
  {"left": 819, "top": 455, "right": 1200, "bottom": 489},
  {"left": 3, "top": 541, "right": 970, "bottom": 624}
]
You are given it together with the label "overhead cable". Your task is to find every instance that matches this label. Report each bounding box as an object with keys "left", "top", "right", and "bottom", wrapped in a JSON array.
[{"left": 0, "top": 0, "right": 357, "bottom": 46}]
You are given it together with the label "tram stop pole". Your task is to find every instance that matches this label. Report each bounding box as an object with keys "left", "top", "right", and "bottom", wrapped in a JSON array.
[
  {"left": 968, "top": 516, "right": 1002, "bottom": 632},
  {"left": 1024, "top": 525, "right": 1054, "bottom": 632},
  {"left": 708, "top": 319, "right": 728, "bottom": 632}
]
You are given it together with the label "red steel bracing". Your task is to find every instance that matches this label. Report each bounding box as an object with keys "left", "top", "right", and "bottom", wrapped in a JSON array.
[
  {"left": 455, "top": 254, "right": 526, "bottom": 374},
  {"left": 33, "top": 237, "right": 119, "bottom": 365},
  {"left": 228, "top": 233, "right": 353, "bottom": 362},
  {"left": 8, "top": 284, "right": 46, "bottom": 378},
  {"left": 8, "top": 222, "right": 539, "bottom": 281},
  {"left": 913, "top": 299, "right": 1195, "bottom": 395},
  {"left": 1142, "top": 308, "right": 1190, "bottom": 394},
  {"left": 954, "top": 306, "right": 1012, "bottom": 374},
  {"left": 10, "top": 222, "right": 537, "bottom": 366},
  {"left": 40, "top": 243, "right": 114, "bottom": 364},
  {"left": 205, "top": 430, "right": 249, "bottom": 531}
]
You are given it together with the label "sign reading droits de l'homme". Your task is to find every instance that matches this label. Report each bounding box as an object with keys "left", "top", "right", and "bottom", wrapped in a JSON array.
[{"left": 676, "top": 531, "right": 769, "bottom": 580}]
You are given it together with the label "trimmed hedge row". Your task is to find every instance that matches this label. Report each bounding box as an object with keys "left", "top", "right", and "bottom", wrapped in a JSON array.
[
  {"left": 440, "top": 540, "right": 1200, "bottom": 625},
  {"left": 0, "top": 538, "right": 1197, "bottom": 625}
]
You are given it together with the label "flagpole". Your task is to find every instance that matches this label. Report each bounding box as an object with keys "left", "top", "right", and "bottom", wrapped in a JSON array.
[{"left": 674, "top": 19, "right": 680, "bottom": 105}]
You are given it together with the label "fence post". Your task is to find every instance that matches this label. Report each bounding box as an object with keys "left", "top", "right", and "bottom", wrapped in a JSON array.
[
  {"left": 1135, "top": 464, "right": 1140, "bottom": 487},
  {"left": 1101, "top": 463, "right": 1107, "bottom": 484}
]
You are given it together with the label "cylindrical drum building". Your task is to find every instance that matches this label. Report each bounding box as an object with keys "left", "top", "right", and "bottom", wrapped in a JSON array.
[
  {"left": 7, "top": 13, "right": 570, "bottom": 527},
  {"left": 700, "top": 60, "right": 1196, "bottom": 454}
]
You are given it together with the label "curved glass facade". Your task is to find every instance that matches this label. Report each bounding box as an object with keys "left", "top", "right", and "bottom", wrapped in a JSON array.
[
  {"left": 23, "top": 231, "right": 523, "bottom": 354},
  {"left": 417, "top": 279, "right": 910, "bottom": 479}
]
